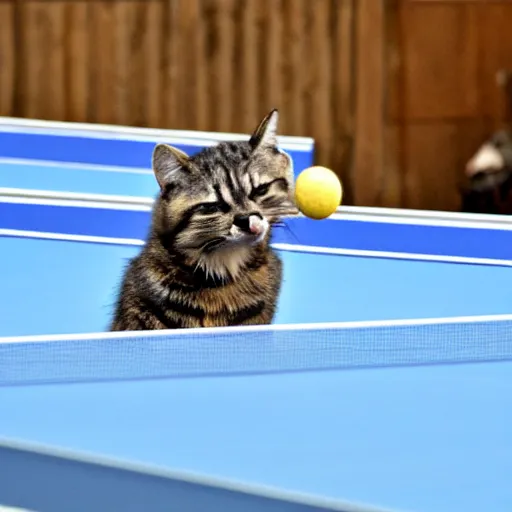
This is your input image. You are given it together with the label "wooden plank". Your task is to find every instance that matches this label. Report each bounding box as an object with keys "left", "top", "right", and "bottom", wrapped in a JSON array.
[
  {"left": 199, "top": 0, "right": 216, "bottom": 131},
  {"left": 382, "top": 126, "right": 402, "bottom": 208},
  {"left": 0, "top": 1, "right": 15, "bottom": 117},
  {"left": 307, "top": 0, "right": 332, "bottom": 166},
  {"left": 333, "top": 0, "right": 355, "bottom": 137},
  {"left": 65, "top": 1, "right": 89, "bottom": 122},
  {"left": 331, "top": 0, "right": 355, "bottom": 203},
  {"left": 395, "top": 0, "right": 410, "bottom": 207},
  {"left": 41, "top": 1, "right": 67, "bottom": 120},
  {"left": 162, "top": 0, "right": 181, "bottom": 129},
  {"left": 352, "top": 0, "right": 385, "bottom": 207},
  {"left": 110, "top": 1, "right": 160, "bottom": 127},
  {"left": 114, "top": 0, "right": 135, "bottom": 126},
  {"left": 88, "top": 2, "right": 117, "bottom": 123},
  {"left": 281, "top": 0, "right": 306, "bottom": 135},
  {"left": 120, "top": 1, "right": 147, "bottom": 127},
  {"left": 476, "top": 2, "right": 512, "bottom": 125},
  {"left": 17, "top": 1, "right": 67, "bottom": 120},
  {"left": 212, "top": 0, "right": 235, "bottom": 132},
  {"left": 237, "top": 0, "right": 258, "bottom": 132},
  {"left": 402, "top": 123, "right": 458, "bottom": 210},
  {"left": 144, "top": 0, "right": 165, "bottom": 128},
  {"left": 385, "top": 0, "right": 401, "bottom": 124},
  {"left": 253, "top": 0, "right": 267, "bottom": 124},
  {"left": 261, "top": 0, "right": 283, "bottom": 118},
  {"left": 178, "top": 0, "right": 207, "bottom": 131},
  {"left": 396, "top": 1, "right": 479, "bottom": 121},
  {"left": 383, "top": 0, "right": 404, "bottom": 207}
]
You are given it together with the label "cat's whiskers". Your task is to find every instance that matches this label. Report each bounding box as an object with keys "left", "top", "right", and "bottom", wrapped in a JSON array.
[
  {"left": 200, "top": 237, "right": 226, "bottom": 253},
  {"left": 265, "top": 207, "right": 300, "bottom": 219}
]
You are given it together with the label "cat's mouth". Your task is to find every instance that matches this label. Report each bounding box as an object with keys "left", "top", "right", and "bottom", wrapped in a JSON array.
[
  {"left": 201, "top": 215, "right": 269, "bottom": 253},
  {"left": 230, "top": 214, "right": 268, "bottom": 243}
]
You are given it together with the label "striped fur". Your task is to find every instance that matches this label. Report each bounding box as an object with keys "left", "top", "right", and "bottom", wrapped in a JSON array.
[{"left": 110, "top": 110, "right": 298, "bottom": 331}]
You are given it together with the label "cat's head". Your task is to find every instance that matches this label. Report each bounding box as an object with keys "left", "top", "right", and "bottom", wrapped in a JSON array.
[{"left": 151, "top": 109, "right": 297, "bottom": 279}]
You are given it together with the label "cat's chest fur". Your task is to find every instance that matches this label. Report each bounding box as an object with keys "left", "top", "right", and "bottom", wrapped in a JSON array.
[
  {"left": 110, "top": 246, "right": 282, "bottom": 331},
  {"left": 184, "top": 260, "right": 276, "bottom": 327}
]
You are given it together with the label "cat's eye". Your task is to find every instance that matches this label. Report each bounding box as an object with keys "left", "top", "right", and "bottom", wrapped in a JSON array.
[
  {"left": 249, "top": 182, "right": 272, "bottom": 200},
  {"left": 197, "top": 202, "right": 225, "bottom": 215}
]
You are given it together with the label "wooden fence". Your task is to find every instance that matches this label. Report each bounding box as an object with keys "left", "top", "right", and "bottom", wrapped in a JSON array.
[
  {"left": 0, "top": 0, "right": 356, "bottom": 198},
  {"left": 386, "top": 0, "right": 512, "bottom": 211},
  {"left": 2, "top": 0, "right": 512, "bottom": 212}
]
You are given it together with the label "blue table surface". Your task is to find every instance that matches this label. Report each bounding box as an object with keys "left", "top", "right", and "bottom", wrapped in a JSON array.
[
  {"left": 0, "top": 124, "right": 313, "bottom": 183},
  {"left": 5, "top": 150, "right": 512, "bottom": 263},
  {"left": 1, "top": 359, "right": 511, "bottom": 512},
  {"left": 2, "top": 235, "right": 512, "bottom": 337},
  {"left": 0, "top": 160, "right": 158, "bottom": 198},
  {"left": 2, "top": 121, "right": 512, "bottom": 512}
]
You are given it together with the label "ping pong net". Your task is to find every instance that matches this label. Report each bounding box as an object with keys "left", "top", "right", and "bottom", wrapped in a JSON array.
[{"left": 2, "top": 314, "right": 512, "bottom": 386}]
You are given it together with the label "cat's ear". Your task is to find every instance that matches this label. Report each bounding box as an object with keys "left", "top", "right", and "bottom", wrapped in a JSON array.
[
  {"left": 152, "top": 144, "right": 190, "bottom": 190},
  {"left": 250, "top": 109, "right": 279, "bottom": 150}
]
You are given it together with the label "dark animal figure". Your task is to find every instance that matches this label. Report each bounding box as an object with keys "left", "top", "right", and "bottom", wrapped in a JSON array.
[
  {"left": 462, "top": 70, "right": 512, "bottom": 214},
  {"left": 462, "top": 130, "right": 512, "bottom": 214}
]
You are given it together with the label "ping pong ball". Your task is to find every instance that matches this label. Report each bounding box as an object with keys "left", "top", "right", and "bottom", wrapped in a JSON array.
[{"left": 294, "top": 166, "right": 342, "bottom": 220}]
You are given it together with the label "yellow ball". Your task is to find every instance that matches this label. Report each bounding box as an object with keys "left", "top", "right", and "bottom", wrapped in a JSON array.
[{"left": 294, "top": 166, "right": 342, "bottom": 220}]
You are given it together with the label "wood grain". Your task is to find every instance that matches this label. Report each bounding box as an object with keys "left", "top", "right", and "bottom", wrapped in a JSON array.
[
  {"left": 7, "top": 0, "right": 512, "bottom": 212},
  {"left": 0, "top": 1, "right": 15, "bottom": 116},
  {"left": 17, "top": 1, "right": 67, "bottom": 120},
  {"left": 65, "top": 1, "right": 89, "bottom": 122},
  {"left": 352, "top": 0, "right": 385, "bottom": 206}
]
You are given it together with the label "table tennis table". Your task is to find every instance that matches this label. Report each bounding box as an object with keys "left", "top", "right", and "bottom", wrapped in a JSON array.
[{"left": 0, "top": 117, "right": 511, "bottom": 512}]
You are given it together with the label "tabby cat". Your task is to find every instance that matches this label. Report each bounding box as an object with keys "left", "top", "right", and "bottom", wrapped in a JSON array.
[{"left": 110, "top": 109, "right": 298, "bottom": 331}]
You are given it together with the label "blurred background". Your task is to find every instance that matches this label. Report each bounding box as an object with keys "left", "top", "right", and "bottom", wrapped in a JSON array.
[{"left": 2, "top": 0, "right": 512, "bottom": 214}]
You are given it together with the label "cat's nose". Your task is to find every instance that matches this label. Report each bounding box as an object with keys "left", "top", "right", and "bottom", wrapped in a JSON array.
[{"left": 233, "top": 213, "right": 264, "bottom": 234}]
